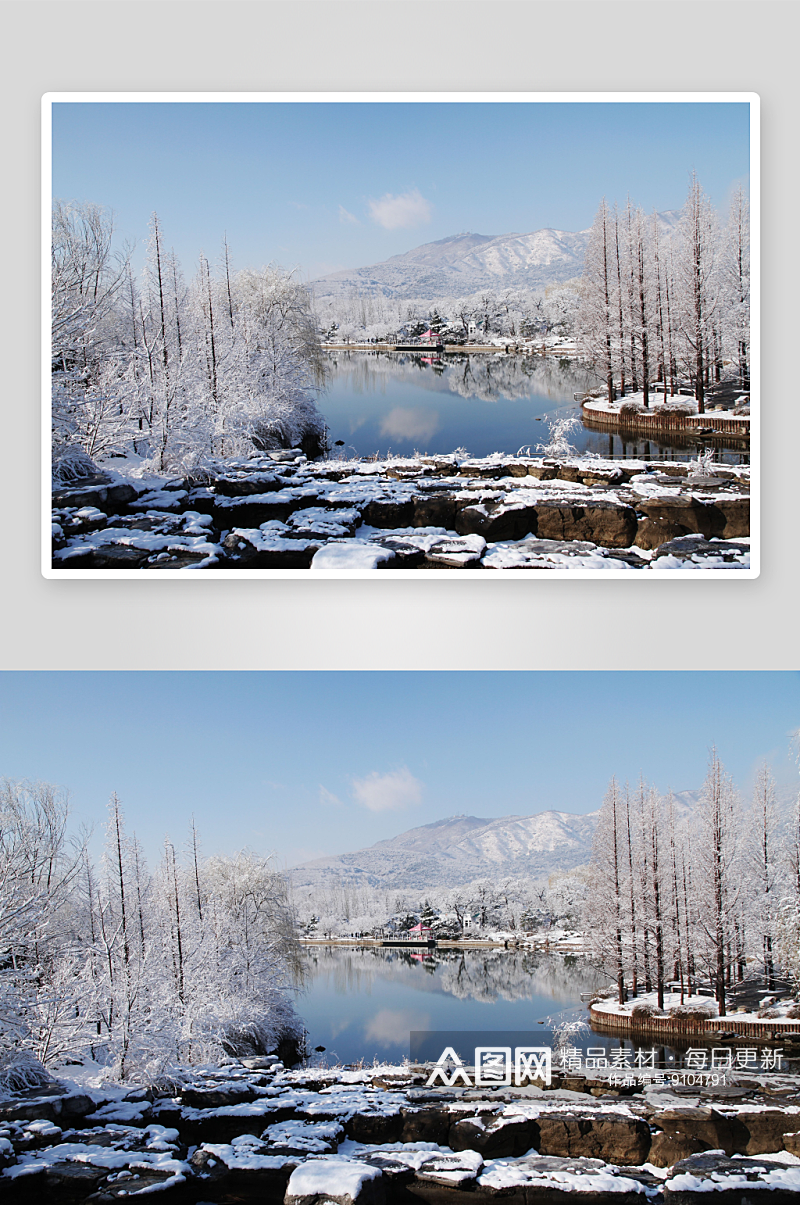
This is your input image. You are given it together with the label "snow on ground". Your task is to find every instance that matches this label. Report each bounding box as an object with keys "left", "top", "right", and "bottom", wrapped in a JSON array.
[
  {"left": 287, "top": 1154, "right": 383, "bottom": 1196},
  {"left": 591, "top": 988, "right": 800, "bottom": 1027},
  {"left": 52, "top": 450, "right": 752, "bottom": 574}
]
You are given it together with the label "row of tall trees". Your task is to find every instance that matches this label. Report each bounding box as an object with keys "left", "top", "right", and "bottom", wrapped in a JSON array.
[
  {"left": 586, "top": 752, "right": 792, "bottom": 1016},
  {"left": 52, "top": 203, "right": 326, "bottom": 473},
  {"left": 0, "top": 781, "right": 301, "bottom": 1085},
  {"left": 577, "top": 176, "right": 750, "bottom": 412}
]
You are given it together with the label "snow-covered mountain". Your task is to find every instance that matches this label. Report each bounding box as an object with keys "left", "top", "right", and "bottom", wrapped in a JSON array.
[
  {"left": 288, "top": 778, "right": 796, "bottom": 895},
  {"left": 311, "top": 229, "right": 588, "bottom": 302},
  {"left": 289, "top": 810, "right": 601, "bottom": 892},
  {"left": 311, "top": 215, "right": 681, "bottom": 302}
]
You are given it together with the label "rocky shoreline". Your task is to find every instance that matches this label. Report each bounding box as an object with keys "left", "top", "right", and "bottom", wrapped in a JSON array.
[
  {"left": 51, "top": 452, "right": 751, "bottom": 573},
  {"left": 3, "top": 1058, "right": 800, "bottom": 1203}
]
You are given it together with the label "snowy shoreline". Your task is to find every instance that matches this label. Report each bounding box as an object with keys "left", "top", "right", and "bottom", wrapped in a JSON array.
[
  {"left": 581, "top": 394, "right": 750, "bottom": 440},
  {"left": 49, "top": 451, "right": 752, "bottom": 576},
  {"left": 590, "top": 992, "right": 800, "bottom": 1043},
  {"left": 4, "top": 1054, "right": 800, "bottom": 1203}
]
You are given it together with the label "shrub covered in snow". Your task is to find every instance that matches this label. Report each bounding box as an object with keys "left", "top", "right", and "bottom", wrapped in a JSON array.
[
  {"left": 618, "top": 400, "right": 644, "bottom": 416},
  {"left": 52, "top": 444, "right": 101, "bottom": 485},
  {"left": 668, "top": 1000, "right": 719, "bottom": 1020},
  {"left": 0, "top": 1051, "right": 55, "bottom": 1093},
  {"left": 630, "top": 1001, "right": 667, "bottom": 1021},
  {"left": 659, "top": 401, "right": 694, "bottom": 416}
]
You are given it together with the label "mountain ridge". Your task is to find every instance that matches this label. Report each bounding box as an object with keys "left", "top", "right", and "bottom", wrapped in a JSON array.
[
  {"left": 311, "top": 214, "right": 682, "bottom": 302},
  {"left": 288, "top": 782, "right": 795, "bottom": 895},
  {"left": 288, "top": 809, "right": 602, "bottom": 893}
]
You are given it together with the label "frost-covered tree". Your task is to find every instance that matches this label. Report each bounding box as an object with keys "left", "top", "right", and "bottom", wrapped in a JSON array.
[
  {"left": 51, "top": 208, "right": 326, "bottom": 471},
  {"left": 722, "top": 185, "right": 750, "bottom": 391},
  {"left": 748, "top": 763, "right": 778, "bottom": 990},
  {"left": 51, "top": 200, "right": 132, "bottom": 453},
  {"left": 691, "top": 749, "right": 742, "bottom": 1015},
  {"left": 577, "top": 199, "right": 615, "bottom": 403},
  {"left": 0, "top": 780, "right": 85, "bottom": 1080},
  {"left": 577, "top": 176, "right": 747, "bottom": 409},
  {"left": 585, "top": 778, "right": 627, "bottom": 1004},
  {"left": 676, "top": 175, "right": 720, "bottom": 413}
]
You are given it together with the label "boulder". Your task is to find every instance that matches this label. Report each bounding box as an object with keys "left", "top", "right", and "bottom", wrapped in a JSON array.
[
  {"left": 263, "top": 1119, "right": 343, "bottom": 1155},
  {"left": 344, "top": 1112, "right": 404, "bottom": 1144},
  {"left": 211, "top": 494, "right": 300, "bottom": 526},
  {"left": 400, "top": 1106, "right": 452, "bottom": 1144},
  {"left": 189, "top": 1142, "right": 297, "bottom": 1201},
  {"left": 424, "top": 535, "right": 486, "bottom": 568},
  {"left": 449, "top": 1113, "right": 536, "bottom": 1158},
  {"left": 457, "top": 464, "right": 508, "bottom": 480},
  {"left": 783, "top": 1131, "right": 800, "bottom": 1156},
  {"left": 78, "top": 545, "right": 155, "bottom": 569},
  {"left": 636, "top": 516, "right": 699, "bottom": 549},
  {"left": 0, "top": 1093, "right": 95, "bottom": 1125},
  {"left": 535, "top": 502, "right": 638, "bottom": 548},
  {"left": 477, "top": 1153, "right": 659, "bottom": 1204},
  {"left": 84, "top": 1168, "right": 190, "bottom": 1201},
  {"left": 635, "top": 496, "right": 711, "bottom": 541},
  {"left": 210, "top": 472, "right": 285, "bottom": 496},
  {"left": 648, "top": 1131, "right": 712, "bottom": 1168},
  {"left": 413, "top": 495, "right": 457, "bottom": 529},
  {"left": 652, "top": 536, "right": 750, "bottom": 566},
  {"left": 664, "top": 1152, "right": 800, "bottom": 1204},
  {"left": 51, "top": 481, "right": 139, "bottom": 511},
  {"left": 455, "top": 503, "right": 536, "bottom": 542},
  {"left": 287, "top": 507, "right": 361, "bottom": 540},
  {"left": 2, "top": 1160, "right": 106, "bottom": 1202},
  {"left": 704, "top": 497, "right": 750, "bottom": 538},
  {"left": 181, "top": 1082, "right": 259, "bottom": 1109},
  {"left": 652, "top": 1107, "right": 735, "bottom": 1156},
  {"left": 536, "top": 1113, "right": 651, "bottom": 1165},
  {"left": 727, "top": 1109, "right": 800, "bottom": 1155},
  {"left": 285, "top": 1155, "right": 385, "bottom": 1205},
  {"left": 367, "top": 537, "right": 426, "bottom": 567},
  {"left": 221, "top": 530, "right": 320, "bottom": 569},
  {"left": 362, "top": 499, "right": 416, "bottom": 528}
]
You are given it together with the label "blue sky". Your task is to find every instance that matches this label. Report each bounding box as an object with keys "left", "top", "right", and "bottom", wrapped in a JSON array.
[
  {"left": 0, "top": 672, "right": 794, "bottom": 870},
  {"left": 51, "top": 99, "right": 750, "bottom": 280}
]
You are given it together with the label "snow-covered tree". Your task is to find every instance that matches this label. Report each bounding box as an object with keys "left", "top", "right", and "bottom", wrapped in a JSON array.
[{"left": 585, "top": 778, "right": 627, "bottom": 1004}]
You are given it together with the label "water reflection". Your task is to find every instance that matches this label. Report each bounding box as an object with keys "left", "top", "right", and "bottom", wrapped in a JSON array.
[
  {"left": 379, "top": 406, "right": 441, "bottom": 442},
  {"left": 295, "top": 946, "right": 601, "bottom": 1065},
  {"left": 321, "top": 351, "right": 749, "bottom": 464}
]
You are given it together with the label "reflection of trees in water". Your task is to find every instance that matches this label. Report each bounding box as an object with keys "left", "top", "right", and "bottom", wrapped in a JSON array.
[
  {"left": 437, "top": 950, "right": 601, "bottom": 1004},
  {"left": 324, "top": 352, "right": 594, "bottom": 407},
  {"left": 445, "top": 356, "right": 593, "bottom": 405},
  {"left": 299, "top": 946, "right": 599, "bottom": 1007}
]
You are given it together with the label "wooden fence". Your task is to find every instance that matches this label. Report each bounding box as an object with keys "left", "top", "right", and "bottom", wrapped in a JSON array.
[
  {"left": 581, "top": 402, "right": 750, "bottom": 439},
  {"left": 590, "top": 1004, "right": 800, "bottom": 1042}
]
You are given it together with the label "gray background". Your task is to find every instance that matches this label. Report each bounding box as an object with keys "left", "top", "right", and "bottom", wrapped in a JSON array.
[{"left": 3, "top": 1, "right": 795, "bottom": 670}]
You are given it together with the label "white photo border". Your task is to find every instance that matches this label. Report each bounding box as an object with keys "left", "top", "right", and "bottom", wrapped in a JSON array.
[{"left": 42, "top": 91, "right": 759, "bottom": 581}]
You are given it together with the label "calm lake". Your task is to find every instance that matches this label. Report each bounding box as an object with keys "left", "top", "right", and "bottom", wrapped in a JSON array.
[
  {"left": 318, "top": 351, "right": 749, "bottom": 465},
  {"left": 294, "top": 945, "right": 600, "bottom": 1066}
]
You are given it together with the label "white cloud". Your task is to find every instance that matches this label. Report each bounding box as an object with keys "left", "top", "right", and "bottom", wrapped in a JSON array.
[
  {"left": 368, "top": 188, "right": 432, "bottom": 230},
  {"left": 319, "top": 785, "right": 344, "bottom": 807},
  {"left": 350, "top": 766, "right": 423, "bottom": 812},
  {"left": 379, "top": 407, "right": 440, "bottom": 443},
  {"left": 364, "top": 1008, "right": 430, "bottom": 1045},
  {"left": 338, "top": 205, "right": 360, "bottom": 225}
]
